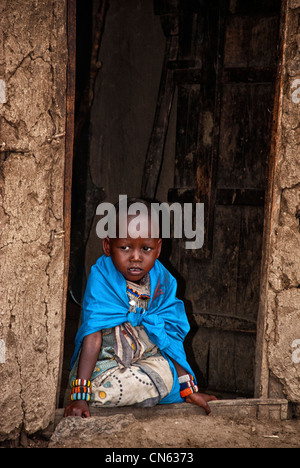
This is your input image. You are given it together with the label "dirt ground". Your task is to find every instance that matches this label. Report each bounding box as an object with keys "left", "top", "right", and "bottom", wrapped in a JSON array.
[
  {"left": 2, "top": 403, "right": 299, "bottom": 449},
  {"left": 45, "top": 413, "right": 300, "bottom": 449}
]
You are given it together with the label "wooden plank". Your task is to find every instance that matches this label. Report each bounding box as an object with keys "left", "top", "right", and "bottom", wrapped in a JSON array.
[
  {"left": 193, "top": 313, "right": 257, "bottom": 333},
  {"left": 169, "top": 188, "right": 265, "bottom": 206},
  {"left": 193, "top": 326, "right": 256, "bottom": 395},
  {"left": 208, "top": 330, "right": 256, "bottom": 394},
  {"left": 224, "top": 15, "right": 280, "bottom": 69},
  {"left": 223, "top": 67, "right": 276, "bottom": 84},
  {"left": 217, "top": 83, "right": 273, "bottom": 190},
  {"left": 236, "top": 206, "right": 265, "bottom": 323},
  {"left": 178, "top": 9, "right": 196, "bottom": 60},
  {"left": 168, "top": 59, "right": 196, "bottom": 69},
  {"left": 193, "top": 0, "right": 226, "bottom": 257},
  {"left": 190, "top": 206, "right": 241, "bottom": 318},
  {"left": 190, "top": 205, "right": 262, "bottom": 316},
  {"left": 75, "top": 0, "right": 108, "bottom": 146},
  {"left": 153, "top": 0, "right": 179, "bottom": 16},
  {"left": 173, "top": 67, "right": 202, "bottom": 84},
  {"left": 175, "top": 83, "right": 200, "bottom": 188},
  {"left": 216, "top": 188, "right": 265, "bottom": 206},
  {"left": 168, "top": 187, "right": 195, "bottom": 203},
  {"left": 228, "top": 0, "right": 282, "bottom": 16},
  {"left": 141, "top": 34, "right": 178, "bottom": 199}
]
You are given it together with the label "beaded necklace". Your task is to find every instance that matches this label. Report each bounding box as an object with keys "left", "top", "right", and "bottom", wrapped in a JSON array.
[{"left": 126, "top": 284, "right": 150, "bottom": 301}]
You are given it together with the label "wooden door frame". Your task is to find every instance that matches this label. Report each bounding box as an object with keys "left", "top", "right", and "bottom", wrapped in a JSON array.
[
  {"left": 59, "top": 0, "right": 287, "bottom": 403},
  {"left": 64, "top": 0, "right": 76, "bottom": 301},
  {"left": 254, "top": 0, "right": 287, "bottom": 398},
  {"left": 57, "top": 0, "right": 76, "bottom": 407}
]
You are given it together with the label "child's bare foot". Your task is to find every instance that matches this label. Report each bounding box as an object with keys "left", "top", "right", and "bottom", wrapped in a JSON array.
[{"left": 185, "top": 392, "right": 217, "bottom": 415}]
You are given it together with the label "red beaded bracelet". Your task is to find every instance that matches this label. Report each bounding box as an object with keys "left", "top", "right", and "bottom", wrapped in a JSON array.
[
  {"left": 71, "top": 386, "right": 92, "bottom": 394},
  {"left": 180, "top": 385, "right": 199, "bottom": 398}
]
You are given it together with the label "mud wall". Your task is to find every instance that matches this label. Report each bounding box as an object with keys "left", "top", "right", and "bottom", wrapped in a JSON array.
[
  {"left": 0, "top": 0, "right": 68, "bottom": 439},
  {"left": 256, "top": 0, "right": 300, "bottom": 404}
]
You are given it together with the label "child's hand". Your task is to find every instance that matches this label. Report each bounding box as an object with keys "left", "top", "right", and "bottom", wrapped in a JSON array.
[
  {"left": 64, "top": 400, "right": 91, "bottom": 418},
  {"left": 185, "top": 392, "right": 217, "bottom": 415}
]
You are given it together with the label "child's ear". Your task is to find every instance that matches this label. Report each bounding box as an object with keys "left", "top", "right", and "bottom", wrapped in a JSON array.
[
  {"left": 156, "top": 238, "right": 162, "bottom": 259},
  {"left": 102, "top": 237, "right": 111, "bottom": 256}
]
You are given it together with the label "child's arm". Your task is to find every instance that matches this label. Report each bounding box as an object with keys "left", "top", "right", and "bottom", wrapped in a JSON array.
[
  {"left": 64, "top": 331, "right": 102, "bottom": 418},
  {"left": 170, "top": 358, "right": 217, "bottom": 415}
]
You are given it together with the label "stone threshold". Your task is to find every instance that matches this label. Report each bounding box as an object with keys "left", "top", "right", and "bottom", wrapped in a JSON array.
[{"left": 54, "top": 398, "right": 289, "bottom": 426}]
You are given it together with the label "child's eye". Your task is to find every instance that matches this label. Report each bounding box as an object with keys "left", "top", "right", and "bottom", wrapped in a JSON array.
[
  {"left": 120, "top": 246, "right": 129, "bottom": 251},
  {"left": 143, "top": 246, "right": 152, "bottom": 252}
]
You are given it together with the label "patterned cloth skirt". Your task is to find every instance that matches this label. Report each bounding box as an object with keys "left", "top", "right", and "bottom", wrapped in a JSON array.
[
  {"left": 69, "top": 324, "right": 174, "bottom": 408},
  {"left": 92, "top": 354, "right": 173, "bottom": 407}
]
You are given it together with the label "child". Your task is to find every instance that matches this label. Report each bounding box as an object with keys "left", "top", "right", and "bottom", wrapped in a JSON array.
[{"left": 64, "top": 198, "right": 216, "bottom": 417}]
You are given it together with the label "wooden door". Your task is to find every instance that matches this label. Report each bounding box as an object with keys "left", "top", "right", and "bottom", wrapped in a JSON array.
[{"left": 168, "top": 0, "right": 281, "bottom": 396}]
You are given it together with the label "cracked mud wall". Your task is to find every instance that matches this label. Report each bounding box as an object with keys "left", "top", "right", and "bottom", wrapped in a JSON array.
[
  {"left": 0, "top": 0, "right": 68, "bottom": 439},
  {"left": 257, "top": 1, "right": 300, "bottom": 404}
]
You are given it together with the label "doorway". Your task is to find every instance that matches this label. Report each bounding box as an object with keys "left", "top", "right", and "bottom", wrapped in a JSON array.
[{"left": 60, "top": 0, "right": 282, "bottom": 405}]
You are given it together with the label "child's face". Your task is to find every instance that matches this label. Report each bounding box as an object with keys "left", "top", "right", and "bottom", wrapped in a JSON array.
[{"left": 102, "top": 214, "right": 162, "bottom": 283}]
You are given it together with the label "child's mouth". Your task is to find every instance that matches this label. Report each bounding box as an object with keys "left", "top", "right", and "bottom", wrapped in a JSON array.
[{"left": 128, "top": 267, "right": 143, "bottom": 275}]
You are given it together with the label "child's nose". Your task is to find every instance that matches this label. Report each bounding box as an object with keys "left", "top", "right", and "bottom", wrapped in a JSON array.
[{"left": 130, "top": 249, "right": 142, "bottom": 261}]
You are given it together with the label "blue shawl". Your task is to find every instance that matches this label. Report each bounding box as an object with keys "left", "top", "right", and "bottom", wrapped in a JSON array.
[{"left": 71, "top": 255, "right": 195, "bottom": 404}]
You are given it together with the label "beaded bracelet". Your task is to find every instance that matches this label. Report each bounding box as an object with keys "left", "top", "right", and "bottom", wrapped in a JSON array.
[
  {"left": 72, "top": 379, "right": 92, "bottom": 388},
  {"left": 71, "top": 386, "right": 92, "bottom": 395},
  {"left": 179, "top": 380, "right": 194, "bottom": 391},
  {"left": 178, "top": 374, "right": 194, "bottom": 384},
  {"left": 179, "top": 374, "right": 198, "bottom": 398},
  {"left": 180, "top": 385, "right": 199, "bottom": 398},
  {"left": 70, "top": 392, "right": 92, "bottom": 402},
  {"left": 71, "top": 379, "right": 93, "bottom": 402}
]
